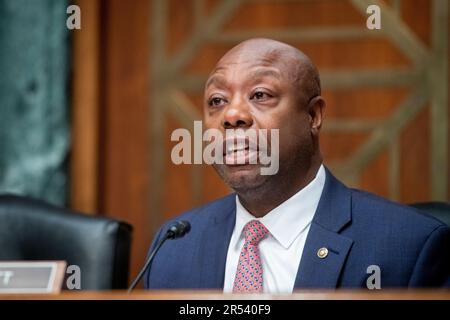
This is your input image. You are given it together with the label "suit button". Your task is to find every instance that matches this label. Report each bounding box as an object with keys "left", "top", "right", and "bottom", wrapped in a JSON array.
[{"left": 317, "top": 247, "right": 328, "bottom": 259}]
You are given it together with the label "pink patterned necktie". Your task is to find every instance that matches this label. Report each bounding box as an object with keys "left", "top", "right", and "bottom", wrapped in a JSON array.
[{"left": 233, "top": 220, "right": 269, "bottom": 293}]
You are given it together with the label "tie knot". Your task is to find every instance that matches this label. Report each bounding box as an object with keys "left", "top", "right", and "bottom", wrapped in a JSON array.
[{"left": 243, "top": 220, "right": 269, "bottom": 245}]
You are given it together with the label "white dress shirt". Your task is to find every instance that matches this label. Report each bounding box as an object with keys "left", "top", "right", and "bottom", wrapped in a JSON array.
[{"left": 223, "top": 165, "right": 326, "bottom": 293}]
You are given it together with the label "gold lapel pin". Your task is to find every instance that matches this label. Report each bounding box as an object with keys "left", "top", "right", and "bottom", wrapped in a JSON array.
[{"left": 317, "top": 247, "right": 328, "bottom": 259}]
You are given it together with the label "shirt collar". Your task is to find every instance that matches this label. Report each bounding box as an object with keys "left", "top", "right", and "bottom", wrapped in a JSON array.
[{"left": 234, "top": 164, "right": 326, "bottom": 249}]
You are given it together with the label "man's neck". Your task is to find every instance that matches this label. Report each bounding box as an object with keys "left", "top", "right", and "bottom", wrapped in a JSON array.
[{"left": 237, "top": 161, "right": 322, "bottom": 218}]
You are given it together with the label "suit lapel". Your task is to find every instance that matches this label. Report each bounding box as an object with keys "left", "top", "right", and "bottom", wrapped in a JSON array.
[
  {"left": 294, "top": 223, "right": 353, "bottom": 288},
  {"left": 199, "top": 195, "right": 236, "bottom": 289},
  {"left": 294, "top": 168, "right": 354, "bottom": 288},
  {"left": 197, "top": 168, "right": 354, "bottom": 289}
]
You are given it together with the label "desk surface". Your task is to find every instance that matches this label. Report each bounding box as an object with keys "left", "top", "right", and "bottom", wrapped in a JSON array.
[{"left": 1, "top": 290, "right": 450, "bottom": 300}]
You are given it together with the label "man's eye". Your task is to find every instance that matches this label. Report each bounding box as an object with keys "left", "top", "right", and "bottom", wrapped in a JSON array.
[
  {"left": 208, "top": 97, "right": 226, "bottom": 107},
  {"left": 251, "top": 91, "right": 272, "bottom": 101}
]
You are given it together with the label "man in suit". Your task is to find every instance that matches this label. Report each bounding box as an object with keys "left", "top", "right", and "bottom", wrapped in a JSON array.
[{"left": 145, "top": 38, "right": 450, "bottom": 292}]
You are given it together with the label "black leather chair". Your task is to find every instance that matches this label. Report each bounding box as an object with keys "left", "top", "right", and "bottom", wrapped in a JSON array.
[
  {"left": 0, "top": 194, "right": 132, "bottom": 290},
  {"left": 410, "top": 202, "right": 450, "bottom": 227}
]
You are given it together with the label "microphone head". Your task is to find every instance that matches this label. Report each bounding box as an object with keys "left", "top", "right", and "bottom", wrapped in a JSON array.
[{"left": 167, "top": 220, "right": 191, "bottom": 239}]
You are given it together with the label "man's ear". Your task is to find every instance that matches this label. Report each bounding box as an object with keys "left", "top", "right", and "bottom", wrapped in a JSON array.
[{"left": 308, "top": 96, "right": 325, "bottom": 135}]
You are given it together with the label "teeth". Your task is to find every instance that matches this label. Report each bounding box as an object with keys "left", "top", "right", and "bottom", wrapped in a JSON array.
[{"left": 226, "top": 145, "right": 247, "bottom": 154}]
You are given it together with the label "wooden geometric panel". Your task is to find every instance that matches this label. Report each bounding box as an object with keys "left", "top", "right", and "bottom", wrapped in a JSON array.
[{"left": 149, "top": 0, "right": 448, "bottom": 227}]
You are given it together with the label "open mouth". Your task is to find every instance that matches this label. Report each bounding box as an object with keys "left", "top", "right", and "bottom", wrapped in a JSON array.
[{"left": 222, "top": 137, "right": 259, "bottom": 165}]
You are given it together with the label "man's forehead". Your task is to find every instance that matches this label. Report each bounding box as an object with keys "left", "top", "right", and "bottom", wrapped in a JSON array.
[
  {"left": 214, "top": 47, "right": 291, "bottom": 71},
  {"left": 203, "top": 39, "right": 320, "bottom": 99},
  {"left": 205, "top": 64, "right": 283, "bottom": 89},
  {"left": 205, "top": 52, "right": 293, "bottom": 86},
  {"left": 208, "top": 43, "right": 300, "bottom": 78},
  {"left": 212, "top": 58, "right": 284, "bottom": 75}
]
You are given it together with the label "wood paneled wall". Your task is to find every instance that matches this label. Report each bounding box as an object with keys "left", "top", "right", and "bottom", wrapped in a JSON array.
[{"left": 70, "top": 0, "right": 449, "bottom": 283}]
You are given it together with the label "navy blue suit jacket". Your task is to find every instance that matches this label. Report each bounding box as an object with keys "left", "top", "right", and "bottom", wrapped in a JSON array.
[{"left": 145, "top": 168, "right": 450, "bottom": 289}]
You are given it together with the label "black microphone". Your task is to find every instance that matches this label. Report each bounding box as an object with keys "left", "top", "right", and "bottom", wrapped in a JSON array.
[
  {"left": 127, "top": 220, "right": 191, "bottom": 292},
  {"left": 166, "top": 220, "right": 191, "bottom": 239}
]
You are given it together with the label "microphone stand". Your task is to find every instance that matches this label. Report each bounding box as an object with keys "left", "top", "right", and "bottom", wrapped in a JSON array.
[
  {"left": 127, "top": 233, "right": 169, "bottom": 293},
  {"left": 127, "top": 220, "right": 191, "bottom": 293}
]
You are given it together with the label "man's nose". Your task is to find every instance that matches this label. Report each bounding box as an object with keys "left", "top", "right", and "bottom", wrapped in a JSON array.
[{"left": 222, "top": 98, "right": 253, "bottom": 129}]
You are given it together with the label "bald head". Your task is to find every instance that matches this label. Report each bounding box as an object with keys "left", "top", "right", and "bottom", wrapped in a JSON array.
[{"left": 210, "top": 38, "right": 321, "bottom": 103}]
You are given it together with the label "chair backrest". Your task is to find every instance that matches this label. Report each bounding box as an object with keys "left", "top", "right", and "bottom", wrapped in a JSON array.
[
  {"left": 0, "top": 194, "right": 132, "bottom": 290},
  {"left": 409, "top": 202, "right": 450, "bottom": 227}
]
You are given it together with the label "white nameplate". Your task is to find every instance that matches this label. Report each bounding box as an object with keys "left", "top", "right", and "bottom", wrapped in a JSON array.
[{"left": 0, "top": 261, "right": 66, "bottom": 294}]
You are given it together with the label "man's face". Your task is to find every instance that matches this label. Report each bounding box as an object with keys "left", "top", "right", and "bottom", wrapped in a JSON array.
[{"left": 203, "top": 48, "right": 315, "bottom": 194}]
